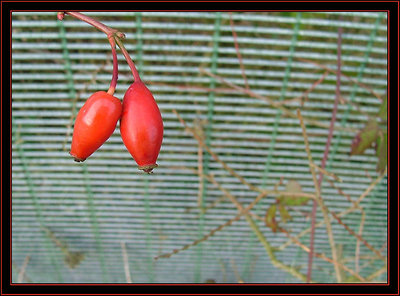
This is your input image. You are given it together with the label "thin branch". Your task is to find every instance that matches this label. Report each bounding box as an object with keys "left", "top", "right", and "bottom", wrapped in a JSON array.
[
  {"left": 172, "top": 109, "right": 261, "bottom": 193},
  {"left": 231, "top": 258, "right": 245, "bottom": 283},
  {"left": 195, "top": 120, "right": 205, "bottom": 211},
  {"left": 63, "top": 12, "right": 120, "bottom": 37},
  {"left": 297, "top": 109, "right": 342, "bottom": 283},
  {"left": 366, "top": 265, "right": 387, "bottom": 282},
  {"left": 199, "top": 68, "right": 358, "bottom": 133},
  {"left": 155, "top": 168, "right": 309, "bottom": 282},
  {"left": 330, "top": 211, "right": 384, "bottom": 261},
  {"left": 155, "top": 179, "right": 270, "bottom": 260},
  {"left": 12, "top": 261, "right": 32, "bottom": 283},
  {"left": 279, "top": 227, "right": 366, "bottom": 282},
  {"left": 114, "top": 36, "right": 141, "bottom": 82},
  {"left": 355, "top": 210, "right": 366, "bottom": 274},
  {"left": 327, "top": 179, "right": 355, "bottom": 204},
  {"left": 278, "top": 168, "right": 387, "bottom": 253},
  {"left": 120, "top": 242, "right": 132, "bottom": 283},
  {"left": 274, "top": 70, "right": 329, "bottom": 107},
  {"left": 17, "top": 256, "right": 31, "bottom": 283},
  {"left": 170, "top": 111, "right": 382, "bottom": 282},
  {"left": 106, "top": 36, "right": 118, "bottom": 95},
  {"left": 339, "top": 94, "right": 374, "bottom": 120},
  {"left": 295, "top": 70, "right": 329, "bottom": 107},
  {"left": 354, "top": 170, "right": 387, "bottom": 206},
  {"left": 310, "top": 162, "right": 343, "bottom": 183},
  {"left": 148, "top": 81, "right": 237, "bottom": 94},
  {"left": 297, "top": 57, "right": 382, "bottom": 102},
  {"left": 218, "top": 259, "right": 228, "bottom": 282},
  {"left": 307, "top": 25, "right": 343, "bottom": 283},
  {"left": 61, "top": 11, "right": 140, "bottom": 82}
]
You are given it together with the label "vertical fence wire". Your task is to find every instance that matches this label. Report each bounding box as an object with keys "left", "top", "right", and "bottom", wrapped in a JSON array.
[{"left": 11, "top": 11, "right": 388, "bottom": 283}]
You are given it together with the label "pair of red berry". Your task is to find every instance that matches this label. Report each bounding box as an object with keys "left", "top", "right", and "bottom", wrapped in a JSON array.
[
  {"left": 59, "top": 12, "right": 163, "bottom": 173},
  {"left": 70, "top": 80, "right": 163, "bottom": 173}
]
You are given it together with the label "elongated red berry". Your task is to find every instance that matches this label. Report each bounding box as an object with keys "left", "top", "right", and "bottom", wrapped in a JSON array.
[
  {"left": 70, "top": 91, "right": 122, "bottom": 162},
  {"left": 120, "top": 81, "right": 163, "bottom": 173}
]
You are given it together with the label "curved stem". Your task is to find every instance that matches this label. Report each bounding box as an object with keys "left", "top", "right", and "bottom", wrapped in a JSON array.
[
  {"left": 107, "top": 36, "right": 118, "bottom": 95},
  {"left": 60, "top": 11, "right": 141, "bottom": 83},
  {"left": 114, "top": 36, "right": 141, "bottom": 83},
  {"left": 63, "top": 12, "right": 117, "bottom": 37}
]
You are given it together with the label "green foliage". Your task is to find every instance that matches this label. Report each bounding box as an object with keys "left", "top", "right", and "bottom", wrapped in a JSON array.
[
  {"left": 278, "top": 204, "right": 292, "bottom": 223},
  {"left": 376, "top": 130, "right": 388, "bottom": 174},
  {"left": 378, "top": 97, "right": 387, "bottom": 122},
  {"left": 278, "top": 180, "right": 310, "bottom": 206},
  {"left": 350, "top": 97, "right": 387, "bottom": 173},
  {"left": 350, "top": 119, "right": 379, "bottom": 155},
  {"left": 265, "top": 204, "right": 277, "bottom": 232},
  {"left": 265, "top": 180, "right": 310, "bottom": 232}
]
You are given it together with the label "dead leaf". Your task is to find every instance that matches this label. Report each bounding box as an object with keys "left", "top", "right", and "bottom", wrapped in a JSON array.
[{"left": 265, "top": 204, "right": 278, "bottom": 232}]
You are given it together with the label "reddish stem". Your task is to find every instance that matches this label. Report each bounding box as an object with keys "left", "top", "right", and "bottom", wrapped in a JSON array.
[
  {"left": 114, "top": 37, "right": 141, "bottom": 83},
  {"left": 60, "top": 11, "right": 141, "bottom": 83},
  {"left": 306, "top": 25, "right": 343, "bottom": 283},
  {"left": 63, "top": 12, "right": 117, "bottom": 37},
  {"left": 107, "top": 36, "right": 118, "bottom": 95}
]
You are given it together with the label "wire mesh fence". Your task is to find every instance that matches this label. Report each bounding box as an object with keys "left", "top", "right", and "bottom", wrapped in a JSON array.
[{"left": 12, "top": 11, "right": 387, "bottom": 283}]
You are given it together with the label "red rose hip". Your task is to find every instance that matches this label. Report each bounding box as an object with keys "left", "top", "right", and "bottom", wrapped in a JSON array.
[
  {"left": 120, "top": 81, "right": 163, "bottom": 173},
  {"left": 70, "top": 91, "right": 122, "bottom": 162}
]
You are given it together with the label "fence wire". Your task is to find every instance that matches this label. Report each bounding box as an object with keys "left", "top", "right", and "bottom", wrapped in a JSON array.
[{"left": 12, "top": 11, "right": 387, "bottom": 283}]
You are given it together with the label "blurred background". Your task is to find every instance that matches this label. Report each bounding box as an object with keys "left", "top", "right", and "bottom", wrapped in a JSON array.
[{"left": 12, "top": 11, "right": 387, "bottom": 283}]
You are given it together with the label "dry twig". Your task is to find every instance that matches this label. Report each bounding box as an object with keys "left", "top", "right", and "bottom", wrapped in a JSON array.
[
  {"left": 121, "top": 242, "right": 132, "bottom": 283},
  {"left": 18, "top": 256, "right": 31, "bottom": 283},
  {"left": 297, "top": 109, "right": 342, "bottom": 283}
]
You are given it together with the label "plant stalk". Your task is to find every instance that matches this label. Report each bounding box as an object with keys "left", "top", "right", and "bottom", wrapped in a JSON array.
[
  {"left": 59, "top": 11, "right": 141, "bottom": 83},
  {"left": 107, "top": 36, "right": 118, "bottom": 95}
]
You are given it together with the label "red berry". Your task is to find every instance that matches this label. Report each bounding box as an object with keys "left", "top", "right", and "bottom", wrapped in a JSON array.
[
  {"left": 70, "top": 91, "right": 122, "bottom": 162},
  {"left": 120, "top": 81, "right": 163, "bottom": 173}
]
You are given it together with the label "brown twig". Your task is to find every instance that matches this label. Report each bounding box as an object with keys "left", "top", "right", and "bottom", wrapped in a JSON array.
[
  {"left": 288, "top": 70, "right": 329, "bottom": 107},
  {"left": 279, "top": 227, "right": 366, "bottom": 282},
  {"left": 120, "top": 242, "right": 132, "bottom": 283},
  {"left": 355, "top": 210, "right": 366, "bottom": 274},
  {"left": 155, "top": 166, "right": 309, "bottom": 281},
  {"left": 12, "top": 261, "right": 32, "bottom": 283},
  {"left": 17, "top": 255, "right": 31, "bottom": 283},
  {"left": 231, "top": 258, "right": 245, "bottom": 283},
  {"left": 310, "top": 162, "right": 343, "bottom": 183},
  {"left": 326, "top": 179, "right": 355, "bottom": 204},
  {"left": 194, "top": 119, "right": 205, "bottom": 211},
  {"left": 297, "top": 57, "right": 382, "bottom": 102},
  {"left": 169, "top": 165, "right": 316, "bottom": 203},
  {"left": 154, "top": 177, "right": 270, "bottom": 260},
  {"left": 366, "top": 265, "right": 387, "bottom": 282},
  {"left": 278, "top": 168, "right": 387, "bottom": 253},
  {"left": 172, "top": 109, "right": 261, "bottom": 193},
  {"left": 148, "top": 81, "right": 237, "bottom": 94},
  {"left": 330, "top": 211, "right": 384, "bottom": 260},
  {"left": 199, "top": 68, "right": 358, "bottom": 133}
]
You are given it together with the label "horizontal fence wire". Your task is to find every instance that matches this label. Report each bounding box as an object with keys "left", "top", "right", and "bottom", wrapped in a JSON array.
[{"left": 12, "top": 11, "right": 387, "bottom": 283}]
